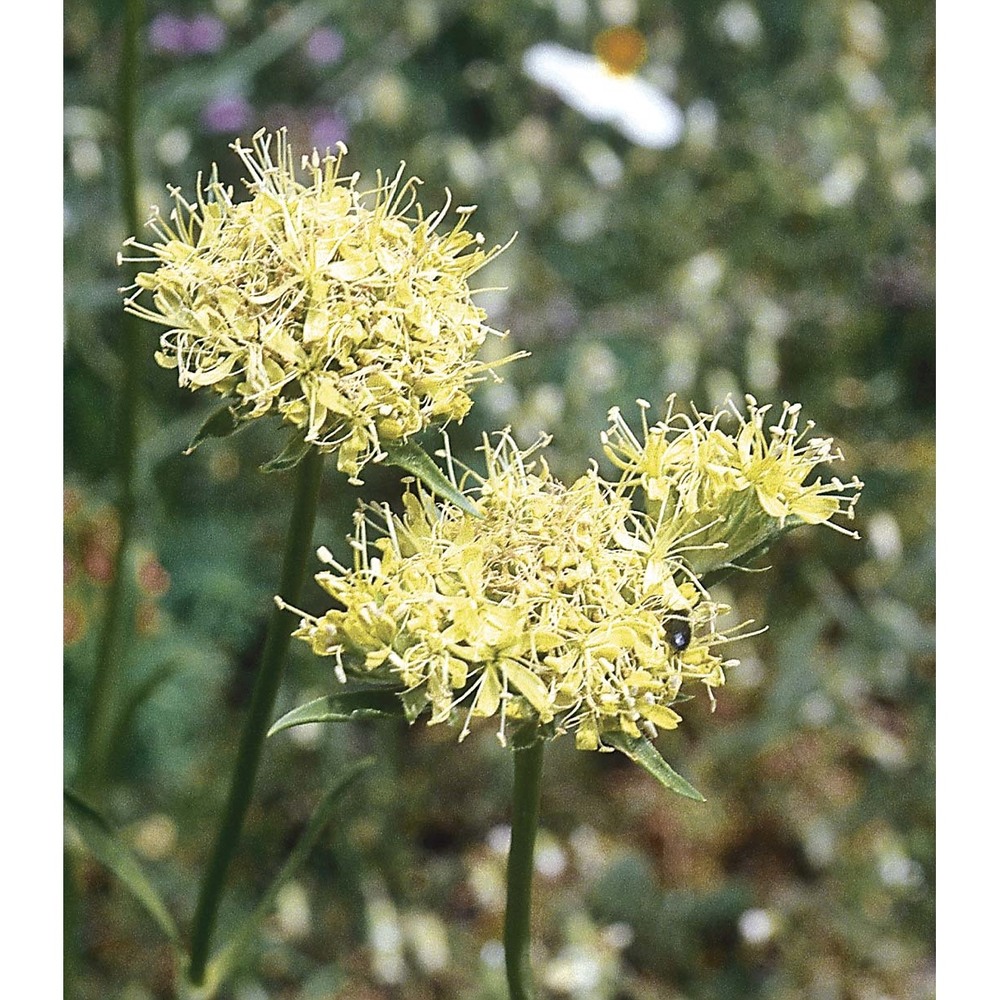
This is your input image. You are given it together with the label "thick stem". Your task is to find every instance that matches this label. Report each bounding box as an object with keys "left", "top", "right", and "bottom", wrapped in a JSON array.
[
  {"left": 504, "top": 739, "right": 544, "bottom": 1000},
  {"left": 187, "top": 447, "right": 325, "bottom": 985},
  {"left": 77, "top": 0, "right": 145, "bottom": 798}
]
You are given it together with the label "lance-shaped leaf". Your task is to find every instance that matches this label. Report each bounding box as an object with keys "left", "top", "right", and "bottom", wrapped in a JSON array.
[
  {"left": 205, "top": 759, "right": 372, "bottom": 990},
  {"left": 400, "top": 683, "right": 430, "bottom": 723},
  {"left": 64, "top": 788, "right": 180, "bottom": 944},
  {"left": 382, "top": 440, "right": 483, "bottom": 518},
  {"left": 108, "top": 661, "right": 180, "bottom": 766},
  {"left": 603, "top": 732, "right": 705, "bottom": 802},
  {"left": 184, "top": 403, "right": 243, "bottom": 455},
  {"left": 268, "top": 689, "right": 405, "bottom": 737},
  {"left": 700, "top": 516, "right": 805, "bottom": 588},
  {"left": 260, "top": 434, "right": 312, "bottom": 474},
  {"left": 510, "top": 721, "right": 546, "bottom": 751}
]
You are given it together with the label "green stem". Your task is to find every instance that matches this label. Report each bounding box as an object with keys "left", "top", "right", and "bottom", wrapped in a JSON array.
[
  {"left": 187, "top": 447, "right": 325, "bottom": 986},
  {"left": 78, "top": 0, "right": 145, "bottom": 798},
  {"left": 504, "top": 739, "right": 544, "bottom": 1000}
]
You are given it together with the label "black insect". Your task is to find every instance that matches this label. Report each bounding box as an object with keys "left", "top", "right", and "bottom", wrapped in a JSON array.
[{"left": 664, "top": 613, "right": 692, "bottom": 652}]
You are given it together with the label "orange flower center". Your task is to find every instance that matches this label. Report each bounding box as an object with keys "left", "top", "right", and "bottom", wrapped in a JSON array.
[{"left": 593, "top": 26, "right": 648, "bottom": 76}]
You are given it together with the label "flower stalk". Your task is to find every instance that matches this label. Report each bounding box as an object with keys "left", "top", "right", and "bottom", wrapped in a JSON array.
[
  {"left": 78, "top": 0, "right": 145, "bottom": 797},
  {"left": 504, "top": 739, "right": 544, "bottom": 1000},
  {"left": 187, "top": 446, "right": 325, "bottom": 986}
]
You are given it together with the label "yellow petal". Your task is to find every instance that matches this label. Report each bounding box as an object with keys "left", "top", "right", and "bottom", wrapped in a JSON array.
[
  {"left": 502, "top": 659, "right": 553, "bottom": 722},
  {"left": 636, "top": 701, "right": 682, "bottom": 730},
  {"left": 470, "top": 665, "right": 502, "bottom": 719}
]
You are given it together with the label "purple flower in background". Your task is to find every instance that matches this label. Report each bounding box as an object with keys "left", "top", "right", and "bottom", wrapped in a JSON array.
[
  {"left": 202, "top": 94, "right": 252, "bottom": 133},
  {"left": 148, "top": 12, "right": 227, "bottom": 57},
  {"left": 187, "top": 14, "right": 227, "bottom": 54},
  {"left": 305, "top": 27, "right": 345, "bottom": 66},
  {"left": 310, "top": 112, "right": 349, "bottom": 150},
  {"left": 149, "top": 13, "right": 188, "bottom": 55}
]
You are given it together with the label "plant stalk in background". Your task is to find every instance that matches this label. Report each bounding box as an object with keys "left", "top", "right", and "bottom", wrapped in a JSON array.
[
  {"left": 78, "top": 0, "right": 145, "bottom": 798},
  {"left": 70, "top": 7, "right": 146, "bottom": 998},
  {"left": 187, "top": 446, "right": 324, "bottom": 985}
]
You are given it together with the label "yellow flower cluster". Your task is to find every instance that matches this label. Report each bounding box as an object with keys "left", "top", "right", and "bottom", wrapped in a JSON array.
[
  {"left": 602, "top": 395, "right": 864, "bottom": 574},
  {"left": 286, "top": 432, "right": 743, "bottom": 751},
  {"left": 283, "top": 397, "right": 862, "bottom": 751},
  {"left": 120, "top": 129, "right": 516, "bottom": 481}
]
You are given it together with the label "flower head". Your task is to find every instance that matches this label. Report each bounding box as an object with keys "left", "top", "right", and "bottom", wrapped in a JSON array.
[
  {"left": 602, "top": 395, "right": 864, "bottom": 573},
  {"left": 120, "top": 129, "right": 516, "bottom": 481},
  {"left": 284, "top": 432, "right": 744, "bottom": 751}
]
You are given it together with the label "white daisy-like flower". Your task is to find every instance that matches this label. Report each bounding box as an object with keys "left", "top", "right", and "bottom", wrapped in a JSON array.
[{"left": 523, "top": 27, "right": 684, "bottom": 150}]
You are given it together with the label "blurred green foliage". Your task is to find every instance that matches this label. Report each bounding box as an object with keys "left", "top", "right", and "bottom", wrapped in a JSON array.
[{"left": 64, "top": 0, "right": 933, "bottom": 997}]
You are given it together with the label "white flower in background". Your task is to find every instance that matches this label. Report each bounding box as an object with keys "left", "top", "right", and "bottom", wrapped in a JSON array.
[
  {"left": 738, "top": 908, "right": 778, "bottom": 945},
  {"left": 523, "top": 26, "right": 683, "bottom": 149},
  {"left": 819, "top": 153, "right": 867, "bottom": 207},
  {"left": 716, "top": 1, "right": 763, "bottom": 48}
]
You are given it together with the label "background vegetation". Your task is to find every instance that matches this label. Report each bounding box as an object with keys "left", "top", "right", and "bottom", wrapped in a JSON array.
[{"left": 64, "top": 1, "right": 934, "bottom": 997}]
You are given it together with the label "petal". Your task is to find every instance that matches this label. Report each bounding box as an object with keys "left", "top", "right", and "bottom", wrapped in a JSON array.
[
  {"left": 612, "top": 77, "right": 685, "bottom": 149},
  {"left": 791, "top": 492, "right": 840, "bottom": 524},
  {"left": 756, "top": 484, "right": 789, "bottom": 519},
  {"left": 470, "top": 664, "right": 502, "bottom": 719},
  {"left": 636, "top": 701, "right": 683, "bottom": 730},
  {"left": 502, "top": 658, "right": 554, "bottom": 722}
]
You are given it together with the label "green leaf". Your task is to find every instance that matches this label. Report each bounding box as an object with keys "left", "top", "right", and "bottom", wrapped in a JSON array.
[
  {"left": 184, "top": 403, "right": 242, "bottom": 455},
  {"left": 510, "top": 722, "right": 545, "bottom": 750},
  {"left": 399, "top": 683, "right": 430, "bottom": 723},
  {"left": 382, "top": 441, "right": 483, "bottom": 518},
  {"left": 268, "top": 689, "right": 405, "bottom": 737},
  {"left": 603, "top": 733, "right": 705, "bottom": 802},
  {"left": 206, "top": 759, "right": 372, "bottom": 989},
  {"left": 107, "top": 661, "right": 180, "bottom": 776},
  {"left": 700, "top": 517, "right": 804, "bottom": 588},
  {"left": 64, "top": 788, "right": 180, "bottom": 944},
  {"left": 260, "top": 435, "right": 312, "bottom": 474}
]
